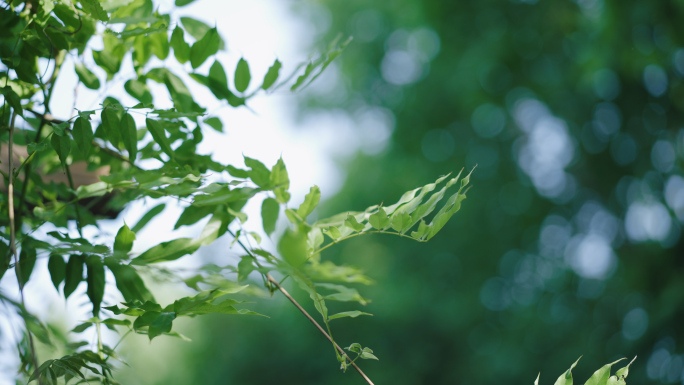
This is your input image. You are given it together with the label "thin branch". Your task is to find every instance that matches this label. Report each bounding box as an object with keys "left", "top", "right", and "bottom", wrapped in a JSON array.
[
  {"left": 266, "top": 274, "right": 375, "bottom": 385},
  {"left": 7, "top": 112, "right": 44, "bottom": 385}
]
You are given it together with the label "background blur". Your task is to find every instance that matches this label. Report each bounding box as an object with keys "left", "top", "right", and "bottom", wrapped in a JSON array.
[{"left": 88, "top": 0, "right": 684, "bottom": 384}]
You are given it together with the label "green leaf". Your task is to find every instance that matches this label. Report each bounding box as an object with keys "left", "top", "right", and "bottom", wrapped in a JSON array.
[
  {"left": 237, "top": 256, "right": 255, "bottom": 282},
  {"left": 72, "top": 117, "right": 94, "bottom": 158},
  {"left": 101, "top": 108, "right": 121, "bottom": 145},
  {"left": 1, "top": 86, "right": 22, "bottom": 116},
  {"left": 261, "top": 198, "right": 279, "bottom": 236},
  {"left": 615, "top": 357, "right": 637, "bottom": 380},
  {"left": 132, "top": 238, "right": 200, "bottom": 265},
  {"left": 16, "top": 244, "right": 36, "bottom": 287},
  {"left": 48, "top": 254, "right": 66, "bottom": 291},
  {"left": 175, "top": 0, "right": 195, "bottom": 6},
  {"left": 124, "top": 78, "right": 153, "bottom": 104},
  {"left": 81, "top": 0, "right": 109, "bottom": 21},
  {"left": 114, "top": 223, "right": 135, "bottom": 256},
  {"left": 132, "top": 203, "right": 166, "bottom": 233},
  {"left": 120, "top": 112, "right": 138, "bottom": 160},
  {"left": 105, "top": 261, "right": 154, "bottom": 302},
  {"left": 234, "top": 58, "right": 251, "bottom": 93},
  {"left": 74, "top": 64, "right": 100, "bottom": 89},
  {"left": 244, "top": 156, "right": 271, "bottom": 188},
  {"left": 344, "top": 214, "right": 365, "bottom": 232},
  {"left": 146, "top": 118, "right": 175, "bottom": 159},
  {"left": 203, "top": 117, "right": 222, "bottom": 132},
  {"left": 584, "top": 358, "right": 627, "bottom": 385},
  {"left": 270, "top": 157, "right": 290, "bottom": 203},
  {"left": 360, "top": 351, "right": 378, "bottom": 360},
  {"left": 278, "top": 228, "right": 308, "bottom": 267},
  {"left": 174, "top": 204, "right": 213, "bottom": 229},
  {"left": 555, "top": 356, "right": 581, "bottom": 385},
  {"left": 86, "top": 257, "right": 105, "bottom": 316},
  {"left": 190, "top": 27, "right": 220, "bottom": 69},
  {"left": 298, "top": 185, "right": 321, "bottom": 219},
  {"left": 180, "top": 17, "right": 225, "bottom": 50},
  {"left": 368, "top": 207, "right": 390, "bottom": 230},
  {"left": 328, "top": 311, "right": 373, "bottom": 320},
  {"left": 410, "top": 220, "right": 429, "bottom": 240},
  {"left": 50, "top": 133, "right": 71, "bottom": 170},
  {"left": 192, "top": 186, "right": 257, "bottom": 207},
  {"left": 64, "top": 255, "right": 85, "bottom": 299},
  {"left": 261, "top": 59, "right": 281, "bottom": 90}
]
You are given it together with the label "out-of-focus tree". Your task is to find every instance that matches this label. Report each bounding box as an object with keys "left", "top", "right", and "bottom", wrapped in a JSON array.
[{"left": 155, "top": 0, "right": 684, "bottom": 384}]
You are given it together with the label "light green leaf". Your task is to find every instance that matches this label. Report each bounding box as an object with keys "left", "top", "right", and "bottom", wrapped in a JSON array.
[
  {"left": 234, "top": 58, "right": 251, "bottom": 93},
  {"left": 615, "top": 357, "right": 637, "bottom": 380},
  {"left": 410, "top": 220, "right": 429, "bottom": 240},
  {"left": 261, "top": 59, "right": 281, "bottom": 90},
  {"left": 584, "top": 358, "right": 627, "bottom": 385},
  {"left": 368, "top": 207, "right": 390, "bottom": 230},
  {"left": 131, "top": 238, "right": 200, "bottom": 265},
  {"left": 322, "top": 226, "right": 342, "bottom": 240},
  {"left": 360, "top": 351, "right": 378, "bottom": 360},
  {"left": 344, "top": 214, "right": 365, "bottom": 232},
  {"left": 278, "top": 228, "right": 308, "bottom": 267},
  {"left": 120, "top": 112, "right": 138, "bottom": 160},
  {"left": 74, "top": 64, "right": 100, "bottom": 89},
  {"left": 298, "top": 185, "right": 321, "bottom": 219},
  {"left": 71, "top": 117, "right": 94, "bottom": 158},
  {"left": 81, "top": 0, "right": 109, "bottom": 21},
  {"left": 328, "top": 311, "right": 373, "bottom": 320},
  {"left": 113, "top": 224, "right": 135, "bottom": 256},
  {"left": 190, "top": 27, "right": 220, "bottom": 69},
  {"left": 75, "top": 181, "right": 109, "bottom": 199},
  {"left": 555, "top": 356, "right": 581, "bottom": 385},
  {"left": 237, "top": 256, "right": 255, "bottom": 282},
  {"left": 270, "top": 157, "right": 290, "bottom": 190},
  {"left": 262, "top": 198, "right": 279, "bottom": 236}
]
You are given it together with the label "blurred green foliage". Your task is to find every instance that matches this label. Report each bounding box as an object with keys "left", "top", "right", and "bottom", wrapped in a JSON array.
[{"left": 147, "top": 0, "right": 684, "bottom": 384}]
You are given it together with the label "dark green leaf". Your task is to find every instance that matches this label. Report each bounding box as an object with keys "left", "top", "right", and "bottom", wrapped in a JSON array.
[
  {"left": 50, "top": 133, "right": 71, "bottom": 170},
  {"left": 74, "top": 64, "right": 100, "bottom": 90},
  {"left": 131, "top": 238, "right": 200, "bottom": 265},
  {"left": 261, "top": 198, "right": 279, "bottom": 236},
  {"left": 261, "top": 59, "right": 281, "bottom": 90},
  {"left": 120, "top": 112, "right": 138, "bottom": 160},
  {"left": 145, "top": 118, "right": 175, "bottom": 159},
  {"left": 105, "top": 261, "right": 154, "bottom": 302},
  {"left": 1, "top": 86, "right": 22, "bottom": 116},
  {"left": 169, "top": 26, "right": 190, "bottom": 64},
  {"left": 86, "top": 257, "right": 105, "bottom": 316},
  {"left": 190, "top": 27, "right": 220, "bottom": 69},
  {"left": 234, "top": 58, "right": 251, "bottom": 93},
  {"left": 101, "top": 108, "right": 121, "bottom": 145},
  {"left": 175, "top": 0, "right": 195, "bottom": 6},
  {"left": 244, "top": 156, "right": 271, "bottom": 188},
  {"left": 132, "top": 203, "right": 166, "bottom": 233},
  {"left": 71, "top": 117, "right": 94, "bottom": 158},
  {"left": 174, "top": 204, "right": 213, "bottom": 229},
  {"left": 124, "top": 79, "right": 153, "bottom": 105},
  {"left": 64, "top": 255, "right": 85, "bottom": 299},
  {"left": 180, "top": 17, "right": 225, "bottom": 50},
  {"left": 203, "top": 117, "right": 222, "bottom": 132},
  {"left": 297, "top": 185, "right": 320, "bottom": 219},
  {"left": 48, "top": 254, "right": 66, "bottom": 291},
  {"left": 16, "top": 244, "right": 37, "bottom": 287}
]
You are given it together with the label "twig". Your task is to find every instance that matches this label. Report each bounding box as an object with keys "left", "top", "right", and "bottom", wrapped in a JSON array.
[
  {"left": 266, "top": 274, "right": 375, "bottom": 385},
  {"left": 7, "top": 112, "right": 44, "bottom": 385}
]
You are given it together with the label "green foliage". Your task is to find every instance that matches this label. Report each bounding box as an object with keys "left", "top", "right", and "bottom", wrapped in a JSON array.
[
  {"left": 0, "top": 0, "right": 475, "bottom": 383},
  {"left": 536, "top": 357, "right": 636, "bottom": 385}
]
